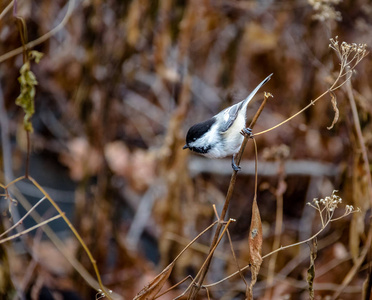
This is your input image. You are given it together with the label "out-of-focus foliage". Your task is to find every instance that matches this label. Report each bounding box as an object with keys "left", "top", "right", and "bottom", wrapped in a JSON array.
[
  {"left": 15, "top": 50, "right": 43, "bottom": 132},
  {"left": 0, "top": 0, "right": 371, "bottom": 299}
]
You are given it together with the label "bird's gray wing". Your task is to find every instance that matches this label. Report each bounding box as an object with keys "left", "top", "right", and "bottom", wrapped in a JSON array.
[
  {"left": 219, "top": 101, "right": 245, "bottom": 132},
  {"left": 219, "top": 73, "right": 273, "bottom": 133}
]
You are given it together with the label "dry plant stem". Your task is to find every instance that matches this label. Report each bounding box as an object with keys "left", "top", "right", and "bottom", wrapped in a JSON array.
[
  {"left": 345, "top": 78, "right": 372, "bottom": 205},
  {"left": 204, "top": 286, "right": 211, "bottom": 300},
  {"left": 204, "top": 217, "right": 333, "bottom": 288},
  {"left": 265, "top": 174, "right": 284, "bottom": 296},
  {"left": 0, "top": 84, "right": 14, "bottom": 183},
  {"left": 214, "top": 204, "right": 247, "bottom": 286},
  {"left": 187, "top": 94, "right": 270, "bottom": 299},
  {"left": 0, "top": 0, "right": 14, "bottom": 21},
  {"left": 211, "top": 209, "right": 359, "bottom": 288},
  {"left": 226, "top": 229, "right": 248, "bottom": 287},
  {"left": 9, "top": 182, "right": 112, "bottom": 297},
  {"left": 255, "top": 89, "right": 328, "bottom": 136},
  {"left": 330, "top": 75, "right": 372, "bottom": 299},
  {"left": 246, "top": 137, "right": 260, "bottom": 300},
  {"left": 25, "top": 131, "right": 30, "bottom": 178},
  {"left": 155, "top": 276, "right": 193, "bottom": 299},
  {"left": 17, "top": 226, "right": 44, "bottom": 300},
  {"left": 174, "top": 220, "right": 218, "bottom": 263},
  {"left": 1, "top": 177, "right": 116, "bottom": 296},
  {"left": 331, "top": 222, "right": 372, "bottom": 300},
  {"left": 28, "top": 177, "right": 112, "bottom": 300},
  {"left": 255, "top": 52, "right": 359, "bottom": 138},
  {"left": 252, "top": 137, "right": 258, "bottom": 207},
  {"left": 263, "top": 213, "right": 338, "bottom": 259},
  {"left": 0, "top": 214, "right": 62, "bottom": 244},
  {"left": 165, "top": 232, "right": 235, "bottom": 261},
  {"left": 1, "top": 176, "right": 25, "bottom": 189},
  {"left": 0, "top": 196, "right": 46, "bottom": 239},
  {"left": 179, "top": 219, "right": 235, "bottom": 300},
  {"left": 0, "top": 0, "right": 75, "bottom": 63},
  {"left": 153, "top": 221, "right": 218, "bottom": 298}
]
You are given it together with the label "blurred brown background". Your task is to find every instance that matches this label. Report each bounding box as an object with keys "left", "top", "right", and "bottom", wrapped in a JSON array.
[{"left": 0, "top": 0, "right": 371, "bottom": 299}]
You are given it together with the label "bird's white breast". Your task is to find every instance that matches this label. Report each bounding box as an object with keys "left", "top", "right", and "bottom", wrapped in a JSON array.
[{"left": 221, "top": 111, "right": 245, "bottom": 155}]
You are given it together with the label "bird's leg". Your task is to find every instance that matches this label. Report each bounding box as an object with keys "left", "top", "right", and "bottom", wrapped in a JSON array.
[
  {"left": 232, "top": 129, "right": 254, "bottom": 171},
  {"left": 231, "top": 154, "right": 241, "bottom": 171},
  {"left": 232, "top": 128, "right": 254, "bottom": 171},
  {"left": 240, "top": 127, "right": 253, "bottom": 138}
]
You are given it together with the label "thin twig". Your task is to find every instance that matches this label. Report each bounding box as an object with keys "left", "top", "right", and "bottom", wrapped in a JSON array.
[
  {"left": 0, "top": 0, "right": 14, "bottom": 21},
  {"left": 178, "top": 219, "right": 235, "bottom": 300},
  {"left": 3, "top": 176, "right": 25, "bottom": 189},
  {"left": 0, "top": 83, "right": 14, "bottom": 183},
  {"left": 0, "top": 0, "right": 75, "bottom": 63},
  {"left": 28, "top": 176, "right": 113, "bottom": 300},
  {"left": 0, "top": 196, "right": 46, "bottom": 239},
  {"left": 153, "top": 220, "right": 219, "bottom": 299},
  {"left": 331, "top": 222, "right": 372, "bottom": 300},
  {"left": 204, "top": 217, "right": 333, "bottom": 288},
  {"left": 345, "top": 72, "right": 372, "bottom": 206},
  {"left": 226, "top": 228, "right": 248, "bottom": 287},
  {"left": 5, "top": 179, "right": 116, "bottom": 297},
  {"left": 264, "top": 161, "right": 285, "bottom": 297},
  {"left": 255, "top": 42, "right": 367, "bottom": 137},
  {"left": 330, "top": 70, "right": 372, "bottom": 299},
  {"left": 155, "top": 276, "right": 193, "bottom": 299},
  {"left": 254, "top": 89, "right": 328, "bottom": 136},
  {"left": 25, "top": 131, "right": 30, "bottom": 178},
  {"left": 0, "top": 214, "right": 63, "bottom": 244}
]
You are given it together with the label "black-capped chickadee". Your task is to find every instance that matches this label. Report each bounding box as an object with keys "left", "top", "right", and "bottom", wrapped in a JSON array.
[{"left": 183, "top": 74, "right": 272, "bottom": 171}]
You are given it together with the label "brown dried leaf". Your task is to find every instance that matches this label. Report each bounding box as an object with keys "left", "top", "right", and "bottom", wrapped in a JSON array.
[
  {"left": 134, "top": 262, "right": 174, "bottom": 300},
  {"left": 327, "top": 91, "right": 339, "bottom": 130},
  {"left": 104, "top": 141, "right": 130, "bottom": 177},
  {"left": 59, "top": 138, "right": 103, "bottom": 180},
  {"left": 246, "top": 199, "right": 263, "bottom": 300},
  {"left": 130, "top": 149, "right": 157, "bottom": 192}
]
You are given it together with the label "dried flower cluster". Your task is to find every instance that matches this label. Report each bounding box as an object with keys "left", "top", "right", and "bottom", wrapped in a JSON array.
[
  {"left": 329, "top": 36, "right": 368, "bottom": 69},
  {"left": 307, "top": 190, "right": 360, "bottom": 227},
  {"left": 308, "top": 0, "right": 342, "bottom": 21}
]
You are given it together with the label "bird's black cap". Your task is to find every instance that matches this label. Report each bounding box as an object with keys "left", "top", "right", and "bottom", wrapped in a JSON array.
[{"left": 185, "top": 117, "right": 216, "bottom": 146}]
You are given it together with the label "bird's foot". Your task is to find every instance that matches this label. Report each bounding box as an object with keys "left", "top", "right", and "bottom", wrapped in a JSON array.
[
  {"left": 231, "top": 155, "right": 241, "bottom": 171},
  {"left": 240, "top": 127, "right": 253, "bottom": 138}
]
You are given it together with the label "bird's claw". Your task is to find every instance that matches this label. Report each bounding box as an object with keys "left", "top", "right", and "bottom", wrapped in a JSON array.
[
  {"left": 240, "top": 127, "right": 253, "bottom": 138},
  {"left": 231, "top": 156, "right": 241, "bottom": 171}
]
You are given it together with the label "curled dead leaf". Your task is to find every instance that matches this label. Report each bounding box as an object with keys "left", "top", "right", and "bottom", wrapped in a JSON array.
[
  {"left": 247, "top": 198, "right": 263, "bottom": 300},
  {"left": 327, "top": 91, "right": 339, "bottom": 130}
]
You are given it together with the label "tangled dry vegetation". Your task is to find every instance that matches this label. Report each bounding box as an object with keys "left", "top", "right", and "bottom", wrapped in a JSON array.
[{"left": 0, "top": 0, "right": 371, "bottom": 299}]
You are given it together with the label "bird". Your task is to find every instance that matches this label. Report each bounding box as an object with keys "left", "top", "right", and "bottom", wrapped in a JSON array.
[{"left": 183, "top": 73, "right": 272, "bottom": 171}]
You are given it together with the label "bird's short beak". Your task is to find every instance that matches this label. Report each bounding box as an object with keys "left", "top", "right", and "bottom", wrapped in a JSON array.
[{"left": 183, "top": 144, "right": 189, "bottom": 150}]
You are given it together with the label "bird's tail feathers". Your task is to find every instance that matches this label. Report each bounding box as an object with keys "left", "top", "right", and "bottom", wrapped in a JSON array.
[{"left": 241, "top": 73, "right": 273, "bottom": 108}]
